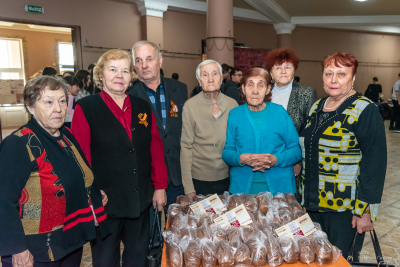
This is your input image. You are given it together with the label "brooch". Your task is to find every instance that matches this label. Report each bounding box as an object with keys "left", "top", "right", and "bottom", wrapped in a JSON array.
[
  {"left": 170, "top": 101, "right": 178, "bottom": 117},
  {"left": 138, "top": 113, "right": 148, "bottom": 127}
]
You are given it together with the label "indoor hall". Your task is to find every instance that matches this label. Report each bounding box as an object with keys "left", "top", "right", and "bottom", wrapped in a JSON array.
[{"left": 0, "top": 0, "right": 399, "bottom": 266}]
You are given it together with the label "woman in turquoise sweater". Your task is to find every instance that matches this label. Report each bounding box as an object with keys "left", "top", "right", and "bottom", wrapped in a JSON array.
[{"left": 222, "top": 68, "right": 301, "bottom": 195}]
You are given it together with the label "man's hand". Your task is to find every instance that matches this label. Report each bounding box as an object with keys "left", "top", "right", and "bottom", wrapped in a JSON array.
[
  {"left": 100, "top": 190, "right": 108, "bottom": 206},
  {"left": 294, "top": 163, "right": 301, "bottom": 177},
  {"left": 153, "top": 189, "right": 167, "bottom": 211},
  {"left": 352, "top": 212, "right": 374, "bottom": 234},
  {"left": 186, "top": 192, "right": 196, "bottom": 200},
  {"left": 12, "top": 250, "right": 33, "bottom": 267}
]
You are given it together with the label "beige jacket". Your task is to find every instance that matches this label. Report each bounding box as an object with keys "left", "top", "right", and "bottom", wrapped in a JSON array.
[{"left": 180, "top": 91, "right": 238, "bottom": 194}]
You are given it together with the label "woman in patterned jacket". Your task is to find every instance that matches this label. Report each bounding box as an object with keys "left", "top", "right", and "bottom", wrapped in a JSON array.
[
  {"left": 299, "top": 52, "right": 386, "bottom": 260},
  {"left": 0, "top": 76, "right": 109, "bottom": 267}
]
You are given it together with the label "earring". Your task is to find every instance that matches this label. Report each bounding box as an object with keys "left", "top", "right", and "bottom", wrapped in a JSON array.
[
  {"left": 129, "top": 82, "right": 133, "bottom": 87},
  {"left": 271, "top": 78, "right": 275, "bottom": 83}
]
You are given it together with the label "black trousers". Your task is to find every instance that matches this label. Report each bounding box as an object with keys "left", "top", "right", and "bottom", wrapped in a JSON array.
[
  {"left": 1, "top": 247, "right": 83, "bottom": 267},
  {"left": 308, "top": 210, "right": 365, "bottom": 261},
  {"left": 390, "top": 99, "right": 400, "bottom": 129},
  {"left": 192, "top": 177, "right": 230, "bottom": 196},
  {"left": 90, "top": 209, "right": 150, "bottom": 267}
]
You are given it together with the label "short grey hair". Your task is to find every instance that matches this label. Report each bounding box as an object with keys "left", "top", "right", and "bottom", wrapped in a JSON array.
[
  {"left": 132, "top": 41, "right": 162, "bottom": 66},
  {"left": 195, "top": 60, "right": 223, "bottom": 80}
]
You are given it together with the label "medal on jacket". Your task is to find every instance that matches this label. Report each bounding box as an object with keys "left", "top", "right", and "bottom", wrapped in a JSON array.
[
  {"left": 170, "top": 101, "right": 178, "bottom": 117},
  {"left": 138, "top": 113, "right": 148, "bottom": 127}
]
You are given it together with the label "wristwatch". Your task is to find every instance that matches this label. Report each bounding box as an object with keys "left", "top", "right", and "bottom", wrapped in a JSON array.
[{"left": 364, "top": 209, "right": 371, "bottom": 215}]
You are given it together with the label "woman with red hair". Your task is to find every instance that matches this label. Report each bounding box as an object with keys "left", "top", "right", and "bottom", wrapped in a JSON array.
[
  {"left": 222, "top": 68, "right": 301, "bottom": 195},
  {"left": 299, "top": 52, "right": 386, "bottom": 260}
]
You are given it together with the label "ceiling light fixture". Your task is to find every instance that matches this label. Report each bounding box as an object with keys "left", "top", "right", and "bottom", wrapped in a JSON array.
[{"left": 354, "top": 0, "right": 368, "bottom": 2}]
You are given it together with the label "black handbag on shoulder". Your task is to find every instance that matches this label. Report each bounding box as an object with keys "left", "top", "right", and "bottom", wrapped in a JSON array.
[
  {"left": 147, "top": 210, "right": 164, "bottom": 267},
  {"left": 347, "top": 230, "right": 395, "bottom": 267}
]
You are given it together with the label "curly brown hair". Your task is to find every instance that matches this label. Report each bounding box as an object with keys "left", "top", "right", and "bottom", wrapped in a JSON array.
[{"left": 265, "top": 48, "right": 299, "bottom": 72}]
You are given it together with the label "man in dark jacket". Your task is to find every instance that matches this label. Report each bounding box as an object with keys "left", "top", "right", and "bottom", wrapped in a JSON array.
[
  {"left": 223, "top": 68, "right": 242, "bottom": 105},
  {"left": 128, "top": 41, "right": 188, "bottom": 208}
]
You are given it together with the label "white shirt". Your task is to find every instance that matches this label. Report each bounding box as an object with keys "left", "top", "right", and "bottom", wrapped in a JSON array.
[
  {"left": 392, "top": 80, "right": 400, "bottom": 100},
  {"left": 271, "top": 80, "right": 293, "bottom": 110}
]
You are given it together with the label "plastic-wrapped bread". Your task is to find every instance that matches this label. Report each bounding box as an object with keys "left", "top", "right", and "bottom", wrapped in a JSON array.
[
  {"left": 289, "top": 201, "right": 303, "bottom": 212},
  {"left": 162, "top": 226, "right": 181, "bottom": 243},
  {"left": 242, "top": 193, "right": 259, "bottom": 213},
  {"left": 264, "top": 235, "right": 284, "bottom": 267},
  {"left": 241, "top": 226, "right": 257, "bottom": 243},
  {"left": 201, "top": 239, "right": 218, "bottom": 267},
  {"left": 314, "top": 222, "right": 322, "bottom": 231},
  {"left": 169, "top": 213, "right": 188, "bottom": 229},
  {"left": 230, "top": 236, "right": 252, "bottom": 267},
  {"left": 278, "top": 236, "right": 300, "bottom": 264},
  {"left": 216, "top": 240, "right": 234, "bottom": 267},
  {"left": 251, "top": 211, "right": 268, "bottom": 226},
  {"left": 278, "top": 209, "right": 294, "bottom": 225},
  {"left": 181, "top": 237, "right": 201, "bottom": 267},
  {"left": 193, "top": 194, "right": 206, "bottom": 202},
  {"left": 187, "top": 214, "right": 200, "bottom": 228},
  {"left": 278, "top": 202, "right": 292, "bottom": 212},
  {"left": 294, "top": 210, "right": 306, "bottom": 219},
  {"left": 180, "top": 226, "right": 197, "bottom": 240},
  {"left": 273, "top": 193, "right": 286, "bottom": 203},
  {"left": 228, "top": 194, "right": 243, "bottom": 211},
  {"left": 165, "top": 235, "right": 183, "bottom": 267},
  {"left": 196, "top": 223, "right": 212, "bottom": 240},
  {"left": 176, "top": 195, "right": 191, "bottom": 206},
  {"left": 266, "top": 210, "right": 283, "bottom": 225},
  {"left": 284, "top": 192, "right": 297, "bottom": 204},
  {"left": 257, "top": 224, "right": 271, "bottom": 238},
  {"left": 245, "top": 237, "right": 267, "bottom": 267},
  {"left": 210, "top": 223, "right": 227, "bottom": 242},
  {"left": 182, "top": 204, "right": 195, "bottom": 215},
  {"left": 168, "top": 204, "right": 183, "bottom": 218},
  {"left": 227, "top": 226, "right": 242, "bottom": 242},
  {"left": 310, "top": 230, "right": 341, "bottom": 265},
  {"left": 255, "top": 192, "right": 272, "bottom": 215},
  {"left": 267, "top": 223, "right": 281, "bottom": 238},
  {"left": 294, "top": 235, "right": 316, "bottom": 264},
  {"left": 198, "top": 214, "right": 213, "bottom": 227}
]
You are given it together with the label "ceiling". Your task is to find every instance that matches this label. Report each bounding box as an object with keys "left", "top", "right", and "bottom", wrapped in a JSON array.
[
  {"left": 194, "top": 0, "right": 256, "bottom": 11},
  {"left": 274, "top": 0, "right": 400, "bottom": 17},
  {"left": 0, "top": 21, "right": 71, "bottom": 34}
]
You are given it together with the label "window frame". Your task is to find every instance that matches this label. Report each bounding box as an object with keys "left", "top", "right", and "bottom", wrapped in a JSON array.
[{"left": 0, "top": 37, "right": 25, "bottom": 82}]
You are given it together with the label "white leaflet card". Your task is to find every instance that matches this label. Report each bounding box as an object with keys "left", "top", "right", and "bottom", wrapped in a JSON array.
[
  {"left": 275, "top": 213, "right": 316, "bottom": 238},
  {"left": 213, "top": 204, "right": 253, "bottom": 228},
  {"left": 189, "top": 194, "right": 226, "bottom": 215}
]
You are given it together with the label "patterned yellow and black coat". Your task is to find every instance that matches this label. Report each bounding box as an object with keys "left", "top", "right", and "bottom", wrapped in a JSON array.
[{"left": 298, "top": 93, "right": 387, "bottom": 221}]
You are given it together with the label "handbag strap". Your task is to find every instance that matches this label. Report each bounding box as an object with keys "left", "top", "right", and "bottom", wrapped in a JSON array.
[
  {"left": 347, "top": 231, "right": 359, "bottom": 263},
  {"left": 347, "top": 230, "right": 385, "bottom": 265}
]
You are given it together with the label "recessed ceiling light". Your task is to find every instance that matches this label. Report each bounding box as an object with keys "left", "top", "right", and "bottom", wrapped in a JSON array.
[{"left": 354, "top": 0, "right": 368, "bottom": 2}]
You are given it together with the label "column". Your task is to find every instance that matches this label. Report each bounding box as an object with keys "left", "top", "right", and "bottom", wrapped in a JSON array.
[
  {"left": 135, "top": 0, "right": 168, "bottom": 49},
  {"left": 274, "top": 23, "right": 296, "bottom": 48},
  {"left": 206, "top": 0, "right": 234, "bottom": 66}
]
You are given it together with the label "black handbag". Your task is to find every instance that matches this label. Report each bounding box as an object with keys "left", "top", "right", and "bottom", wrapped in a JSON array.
[
  {"left": 347, "top": 230, "right": 395, "bottom": 267},
  {"left": 147, "top": 210, "right": 164, "bottom": 267}
]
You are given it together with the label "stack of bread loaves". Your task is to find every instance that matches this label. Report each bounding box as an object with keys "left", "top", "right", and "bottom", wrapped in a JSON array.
[{"left": 163, "top": 192, "right": 341, "bottom": 267}]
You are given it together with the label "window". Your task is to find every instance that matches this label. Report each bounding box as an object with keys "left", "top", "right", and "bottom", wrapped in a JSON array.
[
  {"left": 58, "top": 42, "right": 74, "bottom": 74},
  {"left": 0, "top": 38, "right": 25, "bottom": 81}
]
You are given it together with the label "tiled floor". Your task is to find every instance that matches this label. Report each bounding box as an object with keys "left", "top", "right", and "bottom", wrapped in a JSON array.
[{"left": 1, "top": 122, "right": 399, "bottom": 267}]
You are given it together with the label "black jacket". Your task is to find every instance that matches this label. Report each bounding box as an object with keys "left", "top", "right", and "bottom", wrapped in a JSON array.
[
  {"left": 223, "top": 80, "right": 242, "bottom": 105},
  {"left": 128, "top": 77, "right": 188, "bottom": 186}
]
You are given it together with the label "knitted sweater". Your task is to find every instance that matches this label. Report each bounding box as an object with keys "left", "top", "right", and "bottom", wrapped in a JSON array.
[{"left": 180, "top": 92, "right": 238, "bottom": 194}]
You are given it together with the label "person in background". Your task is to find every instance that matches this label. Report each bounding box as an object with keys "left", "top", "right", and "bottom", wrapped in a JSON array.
[
  {"left": 42, "top": 67, "right": 57, "bottom": 76},
  {"left": 181, "top": 60, "right": 238, "bottom": 198},
  {"left": 75, "top": 70, "right": 92, "bottom": 101},
  {"left": 190, "top": 83, "right": 202, "bottom": 98},
  {"left": 172, "top": 73, "right": 179, "bottom": 81},
  {"left": 129, "top": 41, "right": 188, "bottom": 208},
  {"left": 63, "top": 76, "right": 80, "bottom": 128},
  {"left": 223, "top": 68, "right": 242, "bottom": 105},
  {"left": 0, "top": 76, "right": 108, "bottom": 267},
  {"left": 390, "top": 73, "right": 400, "bottom": 131},
  {"left": 222, "top": 68, "right": 301, "bottom": 195},
  {"left": 221, "top": 63, "right": 233, "bottom": 84},
  {"left": 265, "top": 48, "right": 317, "bottom": 193},
  {"left": 299, "top": 52, "right": 386, "bottom": 260},
  {"left": 160, "top": 68, "right": 164, "bottom": 77},
  {"left": 72, "top": 49, "right": 168, "bottom": 266},
  {"left": 364, "top": 77, "right": 383, "bottom": 115},
  {"left": 88, "top": 64, "right": 96, "bottom": 72},
  {"left": 294, "top": 76, "right": 300, "bottom": 84},
  {"left": 63, "top": 71, "right": 75, "bottom": 78}
]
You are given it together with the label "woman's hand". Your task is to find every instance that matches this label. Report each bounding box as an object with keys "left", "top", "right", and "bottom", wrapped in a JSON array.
[
  {"left": 240, "top": 153, "right": 257, "bottom": 166},
  {"left": 252, "top": 154, "right": 277, "bottom": 172},
  {"left": 186, "top": 192, "right": 196, "bottom": 200},
  {"left": 294, "top": 163, "right": 302, "bottom": 177},
  {"left": 153, "top": 189, "right": 167, "bottom": 211},
  {"left": 352, "top": 212, "right": 374, "bottom": 234},
  {"left": 100, "top": 190, "right": 108, "bottom": 206},
  {"left": 12, "top": 250, "right": 33, "bottom": 267}
]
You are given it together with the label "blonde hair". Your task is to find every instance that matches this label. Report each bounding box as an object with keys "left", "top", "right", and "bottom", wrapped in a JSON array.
[{"left": 93, "top": 49, "right": 137, "bottom": 88}]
